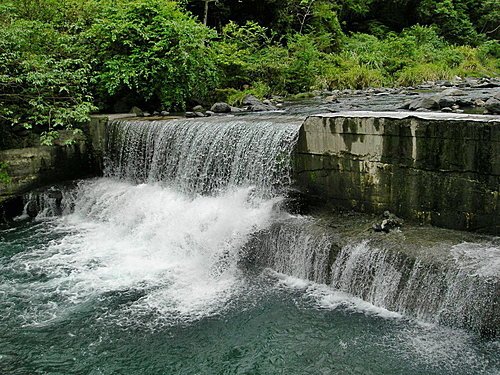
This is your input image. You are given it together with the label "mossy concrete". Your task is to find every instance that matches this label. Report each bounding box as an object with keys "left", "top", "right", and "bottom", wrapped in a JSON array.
[
  {"left": 294, "top": 111, "right": 500, "bottom": 234},
  {"left": 0, "top": 142, "right": 89, "bottom": 206}
]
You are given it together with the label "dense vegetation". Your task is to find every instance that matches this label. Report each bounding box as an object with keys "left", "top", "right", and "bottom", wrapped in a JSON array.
[{"left": 0, "top": 0, "right": 498, "bottom": 144}]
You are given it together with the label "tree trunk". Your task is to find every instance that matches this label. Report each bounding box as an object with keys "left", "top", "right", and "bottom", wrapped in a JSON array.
[{"left": 203, "top": 0, "right": 209, "bottom": 26}]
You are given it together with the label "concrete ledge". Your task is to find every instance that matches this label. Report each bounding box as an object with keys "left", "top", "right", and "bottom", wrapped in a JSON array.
[
  {"left": 295, "top": 111, "right": 500, "bottom": 234},
  {"left": 0, "top": 143, "right": 90, "bottom": 204}
]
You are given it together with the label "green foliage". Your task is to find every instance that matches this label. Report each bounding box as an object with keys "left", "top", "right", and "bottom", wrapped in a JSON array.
[
  {"left": 224, "top": 82, "right": 271, "bottom": 106},
  {"left": 0, "top": 162, "right": 11, "bottom": 184},
  {"left": 0, "top": 0, "right": 498, "bottom": 151},
  {"left": 0, "top": 19, "right": 96, "bottom": 142},
  {"left": 87, "top": 0, "right": 219, "bottom": 111},
  {"left": 418, "top": 0, "right": 482, "bottom": 45}
]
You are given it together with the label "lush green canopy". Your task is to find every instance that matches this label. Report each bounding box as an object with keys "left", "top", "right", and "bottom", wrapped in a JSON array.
[{"left": 0, "top": 0, "right": 498, "bottom": 145}]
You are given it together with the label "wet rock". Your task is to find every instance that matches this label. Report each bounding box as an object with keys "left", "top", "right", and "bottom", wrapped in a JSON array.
[
  {"left": 242, "top": 95, "right": 275, "bottom": 111},
  {"left": 205, "top": 110, "right": 214, "bottom": 116},
  {"left": 485, "top": 97, "right": 500, "bottom": 114},
  {"left": 398, "top": 100, "right": 412, "bottom": 109},
  {"left": 130, "top": 106, "right": 144, "bottom": 116},
  {"left": 409, "top": 97, "right": 439, "bottom": 111},
  {"left": 160, "top": 111, "right": 170, "bottom": 116},
  {"left": 192, "top": 105, "right": 205, "bottom": 112},
  {"left": 435, "top": 96, "right": 457, "bottom": 108},
  {"left": 474, "top": 99, "right": 486, "bottom": 107},
  {"left": 441, "top": 107, "right": 453, "bottom": 112},
  {"left": 210, "top": 102, "right": 231, "bottom": 113},
  {"left": 142, "top": 112, "right": 151, "bottom": 117},
  {"left": 325, "top": 95, "right": 339, "bottom": 103},
  {"left": 440, "top": 88, "right": 466, "bottom": 96},
  {"left": 372, "top": 211, "right": 403, "bottom": 233},
  {"left": 185, "top": 112, "right": 197, "bottom": 118},
  {"left": 242, "top": 94, "right": 262, "bottom": 107},
  {"left": 456, "top": 97, "right": 473, "bottom": 107},
  {"left": 26, "top": 200, "right": 38, "bottom": 218},
  {"left": 474, "top": 81, "right": 499, "bottom": 89},
  {"left": 230, "top": 106, "right": 244, "bottom": 113}
]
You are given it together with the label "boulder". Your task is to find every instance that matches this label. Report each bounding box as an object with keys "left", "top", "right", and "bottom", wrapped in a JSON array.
[
  {"left": 485, "top": 97, "right": 500, "bottom": 114},
  {"left": 474, "top": 99, "right": 486, "bottom": 107},
  {"left": 242, "top": 94, "right": 262, "bottom": 107},
  {"left": 242, "top": 95, "right": 275, "bottom": 111},
  {"left": 409, "top": 97, "right": 440, "bottom": 111},
  {"left": 440, "top": 88, "right": 466, "bottom": 96},
  {"left": 325, "top": 95, "right": 339, "bottom": 103},
  {"left": 192, "top": 105, "right": 205, "bottom": 112},
  {"left": 435, "top": 96, "right": 457, "bottom": 108},
  {"left": 456, "top": 97, "right": 473, "bottom": 107},
  {"left": 372, "top": 211, "right": 403, "bottom": 233},
  {"left": 130, "top": 106, "right": 144, "bottom": 116},
  {"left": 210, "top": 102, "right": 231, "bottom": 113},
  {"left": 398, "top": 100, "right": 412, "bottom": 110},
  {"left": 160, "top": 110, "right": 170, "bottom": 116}
]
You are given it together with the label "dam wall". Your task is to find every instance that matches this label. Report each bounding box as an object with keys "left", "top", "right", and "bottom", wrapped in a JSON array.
[
  {"left": 0, "top": 115, "right": 118, "bottom": 218},
  {"left": 294, "top": 111, "right": 499, "bottom": 234},
  {"left": 1, "top": 111, "right": 499, "bottom": 234}
]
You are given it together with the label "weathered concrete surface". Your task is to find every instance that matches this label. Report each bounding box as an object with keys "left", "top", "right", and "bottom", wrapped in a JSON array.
[
  {"left": 295, "top": 111, "right": 500, "bottom": 234},
  {"left": 0, "top": 114, "right": 136, "bottom": 209},
  {"left": 0, "top": 143, "right": 89, "bottom": 205},
  {"left": 88, "top": 114, "right": 136, "bottom": 172}
]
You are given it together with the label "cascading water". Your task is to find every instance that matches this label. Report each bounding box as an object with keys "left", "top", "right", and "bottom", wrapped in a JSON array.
[
  {"left": 1, "top": 115, "right": 498, "bottom": 374},
  {"left": 105, "top": 116, "right": 301, "bottom": 196},
  {"left": 330, "top": 240, "right": 499, "bottom": 335}
]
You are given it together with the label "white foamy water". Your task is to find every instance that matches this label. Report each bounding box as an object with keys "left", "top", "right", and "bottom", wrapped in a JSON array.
[{"left": 0, "top": 178, "right": 281, "bottom": 326}]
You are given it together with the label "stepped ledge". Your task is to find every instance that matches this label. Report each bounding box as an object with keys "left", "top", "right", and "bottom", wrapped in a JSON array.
[{"left": 294, "top": 111, "right": 500, "bottom": 234}]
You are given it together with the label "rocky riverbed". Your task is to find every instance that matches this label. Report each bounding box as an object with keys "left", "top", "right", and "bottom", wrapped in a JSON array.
[{"left": 133, "top": 77, "right": 500, "bottom": 119}]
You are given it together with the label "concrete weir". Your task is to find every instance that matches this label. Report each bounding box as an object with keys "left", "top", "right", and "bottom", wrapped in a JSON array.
[{"left": 294, "top": 111, "right": 500, "bottom": 234}]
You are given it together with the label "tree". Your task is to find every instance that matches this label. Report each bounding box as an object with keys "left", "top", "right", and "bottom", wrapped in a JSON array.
[
  {"left": 0, "top": 20, "right": 95, "bottom": 144},
  {"left": 86, "top": 0, "right": 219, "bottom": 111}
]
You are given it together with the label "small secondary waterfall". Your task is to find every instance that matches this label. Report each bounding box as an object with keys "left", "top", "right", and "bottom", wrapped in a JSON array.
[
  {"left": 105, "top": 116, "right": 301, "bottom": 196},
  {"left": 331, "top": 241, "right": 499, "bottom": 335},
  {"left": 256, "top": 219, "right": 499, "bottom": 336}
]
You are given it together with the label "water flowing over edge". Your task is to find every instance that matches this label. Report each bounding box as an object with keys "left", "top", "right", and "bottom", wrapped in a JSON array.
[
  {"left": 250, "top": 218, "right": 499, "bottom": 336},
  {"left": 3, "top": 114, "right": 499, "bottom": 337},
  {"left": 105, "top": 116, "right": 302, "bottom": 197}
]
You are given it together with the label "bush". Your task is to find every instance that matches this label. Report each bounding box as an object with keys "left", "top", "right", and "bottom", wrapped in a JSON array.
[
  {"left": 86, "top": 0, "right": 219, "bottom": 111},
  {"left": 396, "top": 63, "right": 452, "bottom": 86},
  {"left": 0, "top": 20, "right": 95, "bottom": 143}
]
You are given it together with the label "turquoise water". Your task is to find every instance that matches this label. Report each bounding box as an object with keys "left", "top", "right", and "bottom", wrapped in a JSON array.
[{"left": 0, "top": 179, "right": 498, "bottom": 375}]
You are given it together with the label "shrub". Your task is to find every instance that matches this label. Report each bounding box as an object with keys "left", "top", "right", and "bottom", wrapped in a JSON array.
[
  {"left": 86, "top": 0, "right": 219, "bottom": 111},
  {"left": 396, "top": 63, "right": 452, "bottom": 86},
  {"left": 0, "top": 20, "right": 95, "bottom": 142}
]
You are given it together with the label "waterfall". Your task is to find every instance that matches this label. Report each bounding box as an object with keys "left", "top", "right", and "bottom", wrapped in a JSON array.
[
  {"left": 20, "top": 186, "right": 75, "bottom": 220},
  {"left": 246, "top": 218, "right": 337, "bottom": 284},
  {"left": 105, "top": 116, "right": 302, "bottom": 196},
  {"left": 9, "top": 115, "right": 498, "bottom": 336},
  {"left": 258, "top": 221, "right": 498, "bottom": 336}
]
